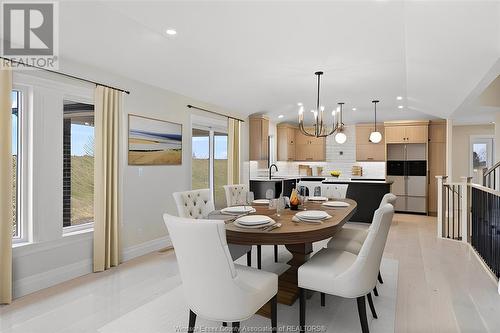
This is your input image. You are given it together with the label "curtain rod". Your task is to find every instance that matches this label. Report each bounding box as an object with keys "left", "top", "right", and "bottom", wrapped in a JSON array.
[
  {"left": 187, "top": 104, "right": 245, "bottom": 122},
  {"left": 0, "top": 56, "right": 130, "bottom": 94}
]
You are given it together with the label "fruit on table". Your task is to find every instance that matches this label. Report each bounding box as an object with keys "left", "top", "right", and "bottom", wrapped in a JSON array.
[{"left": 330, "top": 170, "right": 341, "bottom": 177}]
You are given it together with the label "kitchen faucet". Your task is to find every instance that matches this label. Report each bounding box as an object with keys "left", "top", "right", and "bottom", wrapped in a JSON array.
[{"left": 269, "top": 164, "right": 278, "bottom": 180}]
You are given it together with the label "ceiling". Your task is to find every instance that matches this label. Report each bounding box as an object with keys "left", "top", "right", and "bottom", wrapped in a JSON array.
[{"left": 56, "top": 1, "right": 500, "bottom": 124}]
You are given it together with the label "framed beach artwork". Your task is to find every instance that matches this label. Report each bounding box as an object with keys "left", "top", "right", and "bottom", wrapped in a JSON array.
[{"left": 128, "top": 114, "right": 183, "bottom": 165}]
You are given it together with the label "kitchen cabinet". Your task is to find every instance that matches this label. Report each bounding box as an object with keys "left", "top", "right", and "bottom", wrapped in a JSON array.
[
  {"left": 277, "top": 124, "right": 296, "bottom": 161},
  {"left": 384, "top": 121, "right": 429, "bottom": 143},
  {"left": 294, "top": 128, "right": 325, "bottom": 161},
  {"left": 428, "top": 120, "right": 447, "bottom": 215},
  {"left": 249, "top": 116, "right": 269, "bottom": 160},
  {"left": 355, "top": 123, "right": 385, "bottom": 161}
]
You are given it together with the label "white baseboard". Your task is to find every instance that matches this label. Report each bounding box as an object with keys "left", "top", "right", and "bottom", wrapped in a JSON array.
[
  {"left": 122, "top": 236, "right": 172, "bottom": 262},
  {"left": 13, "top": 258, "right": 93, "bottom": 298}
]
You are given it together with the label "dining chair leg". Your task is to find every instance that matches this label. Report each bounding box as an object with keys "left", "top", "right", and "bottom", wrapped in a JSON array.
[
  {"left": 257, "top": 245, "right": 262, "bottom": 269},
  {"left": 247, "top": 250, "right": 252, "bottom": 267},
  {"left": 222, "top": 322, "right": 227, "bottom": 327},
  {"left": 188, "top": 310, "right": 197, "bottom": 333},
  {"left": 274, "top": 245, "right": 278, "bottom": 262},
  {"left": 232, "top": 322, "right": 240, "bottom": 332},
  {"left": 373, "top": 286, "right": 379, "bottom": 297},
  {"left": 366, "top": 293, "right": 378, "bottom": 319},
  {"left": 271, "top": 294, "right": 277, "bottom": 332},
  {"left": 299, "top": 288, "right": 306, "bottom": 333},
  {"left": 378, "top": 271, "right": 384, "bottom": 284},
  {"left": 356, "top": 296, "right": 370, "bottom": 333},
  {"left": 320, "top": 292, "right": 325, "bottom": 307}
]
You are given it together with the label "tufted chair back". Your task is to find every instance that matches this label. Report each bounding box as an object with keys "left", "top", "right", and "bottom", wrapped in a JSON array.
[
  {"left": 321, "top": 184, "right": 348, "bottom": 199},
  {"left": 379, "top": 193, "right": 397, "bottom": 208},
  {"left": 173, "top": 189, "right": 215, "bottom": 219},
  {"left": 223, "top": 184, "right": 249, "bottom": 206}
]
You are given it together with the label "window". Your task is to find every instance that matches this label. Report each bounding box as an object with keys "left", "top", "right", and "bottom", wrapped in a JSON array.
[
  {"left": 213, "top": 132, "right": 228, "bottom": 208},
  {"left": 191, "top": 126, "right": 228, "bottom": 209},
  {"left": 11, "top": 91, "right": 20, "bottom": 238},
  {"left": 63, "top": 100, "right": 95, "bottom": 229},
  {"left": 191, "top": 128, "right": 210, "bottom": 190}
]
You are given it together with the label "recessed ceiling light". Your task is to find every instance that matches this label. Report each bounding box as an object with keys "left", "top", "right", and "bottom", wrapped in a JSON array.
[
  {"left": 278, "top": 115, "right": 284, "bottom": 119},
  {"left": 396, "top": 96, "right": 403, "bottom": 100},
  {"left": 166, "top": 29, "right": 177, "bottom": 35},
  {"left": 398, "top": 105, "right": 404, "bottom": 109},
  {"left": 352, "top": 107, "right": 357, "bottom": 111},
  {"left": 297, "top": 102, "right": 303, "bottom": 106}
]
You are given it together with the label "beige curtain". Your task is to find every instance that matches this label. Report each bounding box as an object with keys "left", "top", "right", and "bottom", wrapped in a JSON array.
[
  {"left": 0, "top": 64, "right": 13, "bottom": 304},
  {"left": 93, "top": 86, "right": 121, "bottom": 272},
  {"left": 227, "top": 118, "right": 240, "bottom": 185}
]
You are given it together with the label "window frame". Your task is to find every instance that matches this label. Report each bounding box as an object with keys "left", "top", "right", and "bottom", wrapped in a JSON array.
[
  {"left": 62, "top": 95, "right": 95, "bottom": 235},
  {"left": 12, "top": 85, "right": 30, "bottom": 244},
  {"left": 191, "top": 119, "right": 228, "bottom": 204}
]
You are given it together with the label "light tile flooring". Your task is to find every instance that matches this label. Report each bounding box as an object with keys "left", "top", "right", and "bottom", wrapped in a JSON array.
[{"left": 1, "top": 214, "right": 500, "bottom": 333}]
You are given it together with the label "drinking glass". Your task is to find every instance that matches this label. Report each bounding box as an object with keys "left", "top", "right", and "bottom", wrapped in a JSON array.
[
  {"left": 246, "top": 191, "right": 255, "bottom": 205},
  {"left": 276, "top": 197, "right": 285, "bottom": 217}
]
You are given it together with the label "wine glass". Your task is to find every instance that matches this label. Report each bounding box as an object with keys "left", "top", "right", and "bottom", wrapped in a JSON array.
[
  {"left": 246, "top": 191, "right": 255, "bottom": 205},
  {"left": 276, "top": 197, "right": 285, "bottom": 217}
]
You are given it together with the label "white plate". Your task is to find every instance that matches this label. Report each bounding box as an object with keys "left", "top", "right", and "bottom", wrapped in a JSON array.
[
  {"left": 296, "top": 210, "right": 329, "bottom": 220},
  {"left": 221, "top": 206, "right": 256, "bottom": 215},
  {"left": 236, "top": 215, "right": 273, "bottom": 226},
  {"left": 296, "top": 217, "right": 325, "bottom": 224},
  {"left": 252, "top": 199, "right": 270, "bottom": 205},
  {"left": 308, "top": 196, "right": 329, "bottom": 201},
  {"left": 322, "top": 201, "right": 350, "bottom": 207},
  {"left": 234, "top": 216, "right": 275, "bottom": 228}
]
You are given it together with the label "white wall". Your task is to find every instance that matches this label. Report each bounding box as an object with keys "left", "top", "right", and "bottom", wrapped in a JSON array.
[{"left": 12, "top": 59, "right": 246, "bottom": 298}]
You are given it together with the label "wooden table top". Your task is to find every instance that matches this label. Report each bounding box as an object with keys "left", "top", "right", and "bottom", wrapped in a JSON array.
[{"left": 223, "top": 199, "right": 357, "bottom": 245}]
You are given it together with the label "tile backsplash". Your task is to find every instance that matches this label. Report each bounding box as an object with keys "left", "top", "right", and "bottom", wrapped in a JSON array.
[{"left": 247, "top": 125, "right": 386, "bottom": 179}]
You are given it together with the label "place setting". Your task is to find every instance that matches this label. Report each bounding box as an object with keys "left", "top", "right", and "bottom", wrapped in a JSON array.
[
  {"left": 233, "top": 215, "right": 281, "bottom": 231},
  {"left": 292, "top": 210, "right": 332, "bottom": 224}
]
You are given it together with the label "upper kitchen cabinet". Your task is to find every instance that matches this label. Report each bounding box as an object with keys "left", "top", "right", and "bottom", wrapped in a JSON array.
[
  {"left": 355, "top": 123, "right": 385, "bottom": 161},
  {"left": 277, "top": 123, "right": 296, "bottom": 161},
  {"left": 428, "top": 120, "right": 447, "bottom": 215},
  {"left": 384, "top": 121, "right": 429, "bottom": 143},
  {"left": 249, "top": 115, "right": 269, "bottom": 160},
  {"left": 294, "top": 127, "right": 326, "bottom": 161}
]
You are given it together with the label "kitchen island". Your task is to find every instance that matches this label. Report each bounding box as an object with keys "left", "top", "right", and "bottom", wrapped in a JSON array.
[{"left": 250, "top": 177, "right": 393, "bottom": 223}]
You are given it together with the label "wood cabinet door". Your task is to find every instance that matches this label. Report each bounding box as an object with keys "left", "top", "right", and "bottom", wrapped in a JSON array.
[
  {"left": 287, "top": 143, "right": 296, "bottom": 160},
  {"left": 277, "top": 126, "right": 288, "bottom": 161},
  {"left": 295, "top": 129, "right": 309, "bottom": 145},
  {"left": 249, "top": 118, "right": 263, "bottom": 160},
  {"left": 296, "top": 144, "right": 314, "bottom": 160},
  {"left": 428, "top": 142, "right": 446, "bottom": 213},
  {"left": 429, "top": 123, "right": 446, "bottom": 143},
  {"left": 356, "top": 144, "right": 385, "bottom": 161},
  {"left": 356, "top": 126, "right": 374, "bottom": 145},
  {"left": 287, "top": 127, "right": 296, "bottom": 145},
  {"left": 261, "top": 118, "right": 269, "bottom": 159},
  {"left": 311, "top": 144, "right": 325, "bottom": 161},
  {"left": 406, "top": 125, "right": 428, "bottom": 143},
  {"left": 385, "top": 126, "right": 406, "bottom": 143}
]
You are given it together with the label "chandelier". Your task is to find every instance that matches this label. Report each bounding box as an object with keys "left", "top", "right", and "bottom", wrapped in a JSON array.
[{"left": 298, "top": 71, "right": 344, "bottom": 138}]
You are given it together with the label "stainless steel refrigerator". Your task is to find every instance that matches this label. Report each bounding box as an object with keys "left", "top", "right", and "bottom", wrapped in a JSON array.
[{"left": 386, "top": 144, "right": 427, "bottom": 213}]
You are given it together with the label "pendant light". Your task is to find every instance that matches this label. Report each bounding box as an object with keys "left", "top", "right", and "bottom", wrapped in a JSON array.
[
  {"left": 369, "top": 100, "right": 382, "bottom": 143},
  {"left": 334, "top": 102, "right": 347, "bottom": 144},
  {"left": 298, "top": 71, "right": 343, "bottom": 138}
]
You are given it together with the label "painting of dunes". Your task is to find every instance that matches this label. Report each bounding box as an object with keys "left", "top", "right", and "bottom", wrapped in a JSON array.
[{"left": 128, "top": 115, "right": 182, "bottom": 165}]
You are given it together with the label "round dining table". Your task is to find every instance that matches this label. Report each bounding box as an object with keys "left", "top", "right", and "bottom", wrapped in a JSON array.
[{"left": 216, "top": 198, "right": 357, "bottom": 317}]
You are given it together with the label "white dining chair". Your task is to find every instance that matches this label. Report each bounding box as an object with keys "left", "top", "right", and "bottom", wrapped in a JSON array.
[
  {"left": 163, "top": 214, "right": 278, "bottom": 332},
  {"left": 321, "top": 184, "right": 348, "bottom": 199},
  {"left": 223, "top": 184, "right": 279, "bottom": 268},
  {"left": 326, "top": 193, "right": 397, "bottom": 291},
  {"left": 223, "top": 184, "right": 249, "bottom": 206},
  {"left": 173, "top": 189, "right": 252, "bottom": 264},
  {"left": 298, "top": 204, "right": 395, "bottom": 333}
]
